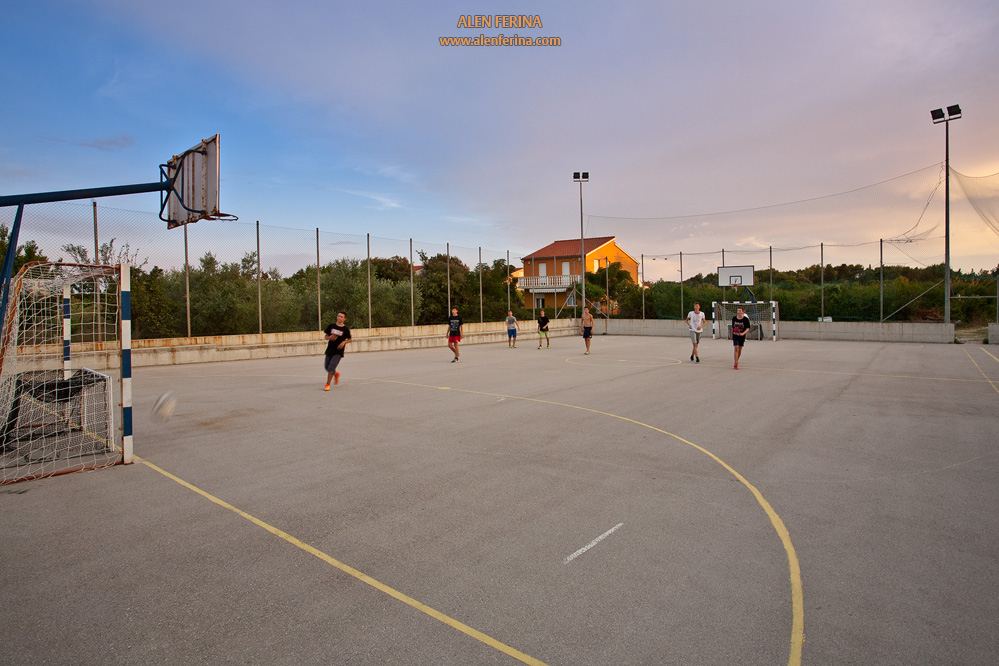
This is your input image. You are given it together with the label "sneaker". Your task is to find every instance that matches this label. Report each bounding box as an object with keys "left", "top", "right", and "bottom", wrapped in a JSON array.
[
  {"left": 691, "top": 354, "right": 694, "bottom": 361},
  {"left": 538, "top": 345, "right": 542, "bottom": 349},
  {"left": 585, "top": 351, "right": 590, "bottom": 355},
  {"left": 455, "top": 357, "right": 460, "bottom": 362},
  {"left": 547, "top": 344, "right": 550, "bottom": 348},
  {"left": 734, "top": 364, "right": 739, "bottom": 370},
  {"left": 451, "top": 357, "right": 457, "bottom": 363},
  {"left": 696, "top": 357, "right": 700, "bottom": 363},
  {"left": 334, "top": 371, "right": 340, "bottom": 386},
  {"left": 323, "top": 384, "right": 331, "bottom": 391}
]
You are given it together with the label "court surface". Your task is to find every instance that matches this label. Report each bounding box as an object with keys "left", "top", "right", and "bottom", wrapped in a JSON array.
[{"left": 2, "top": 335, "right": 998, "bottom": 665}]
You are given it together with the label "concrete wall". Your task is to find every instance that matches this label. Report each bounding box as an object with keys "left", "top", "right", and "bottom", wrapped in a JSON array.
[
  {"left": 990, "top": 323, "right": 999, "bottom": 345},
  {"left": 131, "top": 319, "right": 581, "bottom": 367},
  {"left": 126, "top": 317, "right": 957, "bottom": 367},
  {"left": 602, "top": 319, "right": 955, "bottom": 343}
]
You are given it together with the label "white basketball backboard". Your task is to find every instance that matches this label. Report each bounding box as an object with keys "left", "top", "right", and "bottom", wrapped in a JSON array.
[
  {"left": 718, "top": 265, "right": 755, "bottom": 287},
  {"left": 165, "top": 134, "right": 220, "bottom": 229}
]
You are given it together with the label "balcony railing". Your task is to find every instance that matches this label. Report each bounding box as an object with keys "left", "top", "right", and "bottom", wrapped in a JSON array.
[{"left": 516, "top": 275, "right": 581, "bottom": 290}]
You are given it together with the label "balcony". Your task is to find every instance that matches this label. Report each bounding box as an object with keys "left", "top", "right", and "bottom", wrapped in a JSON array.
[{"left": 517, "top": 275, "right": 581, "bottom": 292}]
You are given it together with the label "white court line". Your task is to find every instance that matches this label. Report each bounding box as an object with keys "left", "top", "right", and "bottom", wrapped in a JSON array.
[{"left": 564, "top": 523, "right": 624, "bottom": 564}]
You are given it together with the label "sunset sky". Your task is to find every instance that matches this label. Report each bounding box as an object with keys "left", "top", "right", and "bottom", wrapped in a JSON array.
[{"left": 3, "top": 0, "right": 998, "bottom": 279}]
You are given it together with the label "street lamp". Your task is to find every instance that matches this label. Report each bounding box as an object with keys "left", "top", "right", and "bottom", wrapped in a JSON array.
[
  {"left": 931, "top": 104, "right": 961, "bottom": 324},
  {"left": 573, "top": 171, "right": 589, "bottom": 316}
]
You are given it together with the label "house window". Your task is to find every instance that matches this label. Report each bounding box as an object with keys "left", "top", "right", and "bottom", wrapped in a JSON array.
[
  {"left": 534, "top": 295, "right": 546, "bottom": 309},
  {"left": 566, "top": 292, "right": 577, "bottom": 307},
  {"left": 592, "top": 259, "right": 599, "bottom": 273},
  {"left": 538, "top": 263, "right": 547, "bottom": 277},
  {"left": 561, "top": 261, "right": 570, "bottom": 275}
]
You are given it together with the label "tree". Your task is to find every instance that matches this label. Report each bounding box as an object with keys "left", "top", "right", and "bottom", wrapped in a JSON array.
[{"left": 0, "top": 223, "right": 48, "bottom": 275}]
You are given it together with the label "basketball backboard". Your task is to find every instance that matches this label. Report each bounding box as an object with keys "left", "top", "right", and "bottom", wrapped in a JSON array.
[
  {"left": 163, "top": 134, "right": 221, "bottom": 229},
  {"left": 718, "top": 265, "right": 755, "bottom": 287}
]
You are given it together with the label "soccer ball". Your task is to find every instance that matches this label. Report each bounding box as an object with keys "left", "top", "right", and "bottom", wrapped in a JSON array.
[{"left": 151, "top": 392, "right": 178, "bottom": 422}]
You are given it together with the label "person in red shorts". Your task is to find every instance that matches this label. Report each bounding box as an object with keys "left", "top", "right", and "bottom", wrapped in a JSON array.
[{"left": 447, "top": 307, "right": 463, "bottom": 363}]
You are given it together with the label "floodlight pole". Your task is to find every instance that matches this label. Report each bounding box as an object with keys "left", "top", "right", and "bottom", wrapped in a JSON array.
[
  {"left": 574, "top": 172, "right": 589, "bottom": 317},
  {"left": 931, "top": 104, "right": 961, "bottom": 324}
]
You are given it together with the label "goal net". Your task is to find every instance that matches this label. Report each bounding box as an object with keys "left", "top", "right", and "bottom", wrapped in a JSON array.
[
  {"left": 1, "top": 262, "right": 132, "bottom": 484},
  {"left": 712, "top": 301, "right": 780, "bottom": 341}
]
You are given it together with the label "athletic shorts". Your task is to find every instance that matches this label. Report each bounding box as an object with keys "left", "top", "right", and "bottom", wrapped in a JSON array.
[
  {"left": 689, "top": 330, "right": 701, "bottom": 344},
  {"left": 582, "top": 327, "right": 592, "bottom": 339},
  {"left": 448, "top": 335, "right": 462, "bottom": 343},
  {"left": 324, "top": 353, "right": 343, "bottom": 373},
  {"left": 732, "top": 336, "right": 745, "bottom": 347},
  {"left": 508, "top": 328, "right": 517, "bottom": 338},
  {"left": 539, "top": 330, "right": 549, "bottom": 338}
]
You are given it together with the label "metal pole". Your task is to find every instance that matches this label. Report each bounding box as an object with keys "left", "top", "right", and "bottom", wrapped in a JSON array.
[
  {"left": 316, "top": 229, "right": 321, "bottom": 331},
  {"left": 479, "top": 246, "right": 483, "bottom": 323},
  {"left": 506, "top": 250, "right": 511, "bottom": 311},
  {"left": 367, "top": 233, "right": 372, "bottom": 329},
  {"left": 821, "top": 242, "right": 825, "bottom": 320},
  {"left": 580, "top": 181, "right": 586, "bottom": 315},
  {"left": 880, "top": 239, "right": 884, "bottom": 322},
  {"left": 92, "top": 201, "right": 99, "bottom": 263},
  {"left": 605, "top": 257, "right": 609, "bottom": 334},
  {"left": 944, "top": 120, "right": 951, "bottom": 324},
  {"left": 410, "top": 238, "right": 415, "bottom": 327},
  {"left": 0, "top": 204, "right": 25, "bottom": 328},
  {"left": 769, "top": 246, "right": 773, "bottom": 302},
  {"left": 680, "top": 252, "right": 684, "bottom": 319},
  {"left": 447, "top": 242, "right": 451, "bottom": 314},
  {"left": 641, "top": 254, "right": 645, "bottom": 321},
  {"left": 257, "top": 220, "right": 262, "bottom": 337},
  {"left": 184, "top": 224, "right": 191, "bottom": 338}
]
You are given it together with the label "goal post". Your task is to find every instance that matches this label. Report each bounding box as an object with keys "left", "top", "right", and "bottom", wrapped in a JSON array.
[
  {"left": 0, "top": 262, "right": 132, "bottom": 483},
  {"left": 712, "top": 300, "right": 780, "bottom": 341}
]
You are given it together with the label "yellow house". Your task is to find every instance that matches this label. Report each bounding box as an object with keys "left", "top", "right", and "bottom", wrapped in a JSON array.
[{"left": 518, "top": 236, "right": 639, "bottom": 313}]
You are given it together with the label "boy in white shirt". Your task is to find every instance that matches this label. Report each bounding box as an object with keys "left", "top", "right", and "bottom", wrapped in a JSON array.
[{"left": 685, "top": 302, "right": 706, "bottom": 363}]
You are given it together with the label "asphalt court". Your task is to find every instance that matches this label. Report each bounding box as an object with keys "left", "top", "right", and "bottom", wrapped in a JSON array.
[{"left": 2, "top": 335, "right": 998, "bottom": 665}]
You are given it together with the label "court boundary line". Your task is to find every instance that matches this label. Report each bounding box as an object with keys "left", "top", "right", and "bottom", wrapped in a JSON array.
[
  {"left": 373, "top": 377, "right": 804, "bottom": 666},
  {"left": 135, "top": 456, "right": 551, "bottom": 666}
]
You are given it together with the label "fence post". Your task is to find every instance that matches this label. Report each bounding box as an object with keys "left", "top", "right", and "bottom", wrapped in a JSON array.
[
  {"left": 880, "top": 239, "right": 884, "bottom": 322},
  {"left": 410, "top": 238, "right": 415, "bottom": 327},
  {"left": 641, "top": 253, "right": 645, "bottom": 321},
  {"left": 184, "top": 225, "right": 191, "bottom": 338},
  {"left": 447, "top": 242, "right": 451, "bottom": 314},
  {"left": 316, "top": 229, "right": 321, "bottom": 331},
  {"left": 507, "top": 250, "right": 510, "bottom": 311},
  {"left": 367, "top": 233, "right": 372, "bottom": 329},
  {"left": 821, "top": 242, "right": 824, "bottom": 320},
  {"left": 92, "top": 201, "right": 99, "bottom": 262},
  {"left": 680, "top": 251, "right": 684, "bottom": 319},
  {"left": 257, "top": 220, "right": 262, "bottom": 338}
]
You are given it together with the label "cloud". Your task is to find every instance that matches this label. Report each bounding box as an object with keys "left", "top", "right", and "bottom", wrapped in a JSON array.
[{"left": 51, "top": 134, "right": 135, "bottom": 152}]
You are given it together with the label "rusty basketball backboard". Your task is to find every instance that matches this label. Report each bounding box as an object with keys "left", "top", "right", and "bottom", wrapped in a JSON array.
[{"left": 163, "top": 134, "right": 221, "bottom": 229}]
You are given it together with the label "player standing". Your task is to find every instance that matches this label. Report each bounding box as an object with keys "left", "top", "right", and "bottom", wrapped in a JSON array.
[
  {"left": 506, "top": 310, "right": 520, "bottom": 348},
  {"left": 323, "top": 310, "right": 352, "bottom": 390},
  {"left": 731, "top": 306, "right": 751, "bottom": 370},
  {"left": 581, "top": 307, "right": 594, "bottom": 355},
  {"left": 537, "top": 309, "right": 550, "bottom": 349},
  {"left": 685, "top": 301, "right": 706, "bottom": 363},
  {"left": 447, "top": 307, "right": 463, "bottom": 362}
]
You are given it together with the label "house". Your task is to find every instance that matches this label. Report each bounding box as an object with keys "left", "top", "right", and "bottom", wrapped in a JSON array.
[{"left": 518, "top": 236, "right": 639, "bottom": 313}]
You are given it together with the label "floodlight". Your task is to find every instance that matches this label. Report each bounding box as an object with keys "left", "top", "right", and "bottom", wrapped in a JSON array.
[
  {"left": 946, "top": 104, "right": 962, "bottom": 118},
  {"left": 930, "top": 108, "right": 945, "bottom": 122}
]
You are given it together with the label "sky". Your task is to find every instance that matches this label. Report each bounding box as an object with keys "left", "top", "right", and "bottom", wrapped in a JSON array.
[{"left": 2, "top": 0, "right": 999, "bottom": 280}]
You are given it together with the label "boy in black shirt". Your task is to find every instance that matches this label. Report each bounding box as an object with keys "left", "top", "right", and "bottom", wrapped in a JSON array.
[
  {"left": 323, "top": 310, "right": 352, "bottom": 390},
  {"left": 537, "top": 310, "right": 550, "bottom": 349},
  {"left": 447, "top": 307, "right": 463, "bottom": 362},
  {"left": 731, "top": 306, "right": 751, "bottom": 370}
]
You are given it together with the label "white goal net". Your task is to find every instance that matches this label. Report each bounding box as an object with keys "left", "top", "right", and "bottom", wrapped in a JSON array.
[
  {"left": 712, "top": 301, "right": 780, "bottom": 341},
  {"left": 1, "top": 262, "right": 129, "bottom": 483}
]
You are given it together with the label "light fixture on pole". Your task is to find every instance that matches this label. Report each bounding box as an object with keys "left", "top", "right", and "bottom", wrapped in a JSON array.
[
  {"left": 573, "top": 171, "right": 589, "bottom": 315},
  {"left": 930, "top": 103, "right": 961, "bottom": 324}
]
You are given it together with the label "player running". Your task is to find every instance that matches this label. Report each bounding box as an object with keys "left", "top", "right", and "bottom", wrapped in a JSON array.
[
  {"left": 686, "top": 301, "right": 706, "bottom": 363},
  {"left": 731, "top": 306, "right": 751, "bottom": 369},
  {"left": 447, "top": 307, "right": 463, "bottom": 362},
  {"left": 537, "top": 310, "right": 550, "bottom": 349},
  {"left": 323, "top": 310, "right": 352, "bottom": 390}
]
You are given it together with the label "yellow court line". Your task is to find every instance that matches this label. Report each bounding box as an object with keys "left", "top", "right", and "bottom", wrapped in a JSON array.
[
  {"left": 966, "top": 349, "right": 999, "bottom": 395},
  {"left": 368, "top": 377, "right": 804, "bottom": 666},
  {"left": 980, "top": 346, "right": 999, "bottom": 365},
  {"left": 136, "top": 456, "right": 550, "bottom": 666}
]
